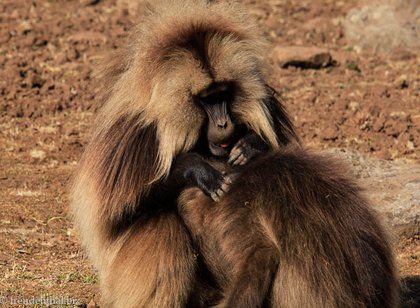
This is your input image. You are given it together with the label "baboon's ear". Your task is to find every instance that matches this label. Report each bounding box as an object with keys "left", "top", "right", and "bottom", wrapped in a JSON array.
[{"left": 263, "top": 85, "right": 300, "bottom": 146}]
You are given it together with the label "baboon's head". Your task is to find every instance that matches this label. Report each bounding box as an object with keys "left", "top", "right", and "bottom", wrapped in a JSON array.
[
  {"left": 143, "top": 25, "right": 279, "bottom": 160},
  {"left": 100, "top": 1, "right": 295, "bottom": 180}
]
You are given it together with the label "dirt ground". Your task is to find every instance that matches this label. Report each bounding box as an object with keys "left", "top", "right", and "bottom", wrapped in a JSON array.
[{"left": 0, "top": 0, "right": 418, "bottom": 306}]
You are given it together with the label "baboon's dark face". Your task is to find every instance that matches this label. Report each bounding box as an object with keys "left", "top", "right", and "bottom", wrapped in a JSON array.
[{"left": 196, "top": 82, "right": 241, "bottom": 157}]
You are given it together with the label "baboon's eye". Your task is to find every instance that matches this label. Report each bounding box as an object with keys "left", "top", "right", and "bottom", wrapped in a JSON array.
[
  {"left": 200, "top": 90, "right": 230, "bottom": 105},
  {"left": 198, "top": 82, "right": 233, "bottom": 105}
]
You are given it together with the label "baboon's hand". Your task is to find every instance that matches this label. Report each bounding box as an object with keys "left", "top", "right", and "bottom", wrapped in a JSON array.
[
  {"left": 173, "top": 153, "right": 235, "bottom": 202},
  {"left": 210, "top": 175, "right": 232, "bottom": 203},
  {"left": 196, "top": 163, "right": 232, "bottom": 202},
  {"left": 189, "top": 163, "right": 232, "bottom": 202},
  {"left": 228, "top": 138, "right": 262, "bottom": 166}
]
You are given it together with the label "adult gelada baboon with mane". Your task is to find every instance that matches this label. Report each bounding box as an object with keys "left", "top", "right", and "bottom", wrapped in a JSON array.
[{"left": 71, "top": 0, "right": 399, "bottom": 307}]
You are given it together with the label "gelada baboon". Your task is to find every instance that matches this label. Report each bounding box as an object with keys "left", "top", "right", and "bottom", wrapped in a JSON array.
[
  {"left": 70, "top": 0, "right": 399, "bottom": 307},
  {"left": 71, "top": 0, "right": 296, "bottom": 306}
]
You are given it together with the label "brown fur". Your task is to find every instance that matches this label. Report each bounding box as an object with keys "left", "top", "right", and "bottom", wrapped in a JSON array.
[
  {"left": 71, "top": 0, "right": 297, "bottom": 306},
  {"left": 71, "top": 0, "right": 398, "bottom": 306},
  {"left": 179, "top": 147, "right": 400, "bottom": 307}
]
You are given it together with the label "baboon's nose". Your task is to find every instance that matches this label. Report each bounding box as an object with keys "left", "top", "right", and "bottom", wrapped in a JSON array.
[{"left": 217, "top": 121, "right": 228, "bottom": 129}]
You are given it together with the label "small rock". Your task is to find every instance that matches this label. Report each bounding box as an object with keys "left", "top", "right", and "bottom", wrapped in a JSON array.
[
  {"left": 348, "top": 101, "right": 360, "bottom": 112},
  {"left": 33, "top": 37, "right": 48, "bottom": 47},
  {"left": 372, "top": 117, "right": 385, "bottom": 132},
  {"left": 39, "top": 126, "right": 58, "bottom": 134},
  {"left": 31, "top": 74, "right": 46, "bottom": 88},
  {"left": 407, "top": 140, "right": 415, "bottom": 150},
  {"left": 18, "top": 20, "right": 32, "bottom": 34},
  {"left": 395, "top": 75, "right": 409, "bottom": 89},
  {"left": 30, "top": 149, "right": 46, "bottom": 160},
  {"left": 390, "top": 111, "right": 407, "bottom": 120},
  {"left": 272, "top": 46, "right": 336, "bottom": 69},
  {"left": 322, "top": 126, "right": 339, "bottom": 140},
  {"left": 399, "top": 79, "right": 409, "bottom": 89}
]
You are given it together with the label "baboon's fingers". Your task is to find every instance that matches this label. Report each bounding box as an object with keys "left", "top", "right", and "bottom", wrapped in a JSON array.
[
  {"left": 225, "top": 173, "right": 239, "bottom": 184},
  {"left": 210, "top": 180, "right": 232, "bottom": 202},
  {"left": 228, "top": 140, "right": 245, "bottom": 164},
  {"left": 221, "top": 182, "right": 230, "bottom": 193},
  {"left": 229, "top": 154, "right": 241, "bottom": 166},
  {"left": 223, "top": 175, "right": 233, "bottom": 184},
  {"left": 211, "top": 192, "right": 221, "bottom": 202},
  {"left": 231, "top": 153, "right": 246, "bottom": 166},
  {"left": 213, "top": 188, "right": 226, "bottom": 201},
  {"left": 228, "top": 149, "right": 242, "bottom": 164},
  {"left": 238, "top": 156, "right": 248, "bottom": 165},
  {"left": 217, "top": 188, "right": 225, "bottom": 198}
]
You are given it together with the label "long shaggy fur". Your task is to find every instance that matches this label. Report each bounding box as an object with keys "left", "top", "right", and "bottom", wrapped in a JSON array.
[
  {"left": 71, "top": 0, "right": 398, "bottom": 307},
  {"left": 71, "top": 0, "right": 296, "bottom": 306},
  {"left": 179, "top": 147, "right": 400, "bottom": 307}
]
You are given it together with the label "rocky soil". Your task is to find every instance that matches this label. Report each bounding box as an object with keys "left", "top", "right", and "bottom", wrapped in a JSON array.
[{"left": 0, "top": 0, "right": 418, "bottom": 306}]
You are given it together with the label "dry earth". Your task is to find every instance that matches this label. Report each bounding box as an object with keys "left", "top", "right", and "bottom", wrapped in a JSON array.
[{"left": 0, "top": 0, "right": 418, "bottom": 306}]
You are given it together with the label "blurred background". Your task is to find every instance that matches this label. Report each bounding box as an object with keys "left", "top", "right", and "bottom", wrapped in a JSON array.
[{"left": 0, "top": 0, "right": 418, "bottom": 306}]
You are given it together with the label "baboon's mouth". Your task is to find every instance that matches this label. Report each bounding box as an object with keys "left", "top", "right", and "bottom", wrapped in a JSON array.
[
  {"left": 209, "top": 128, "right": 243, "bottom": 157},
  {"left": 209, "top": 141, "right": 231, "bottom": 157},
  {"left": 218, "top": 142, "right": 230, "bottom": 149}
]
